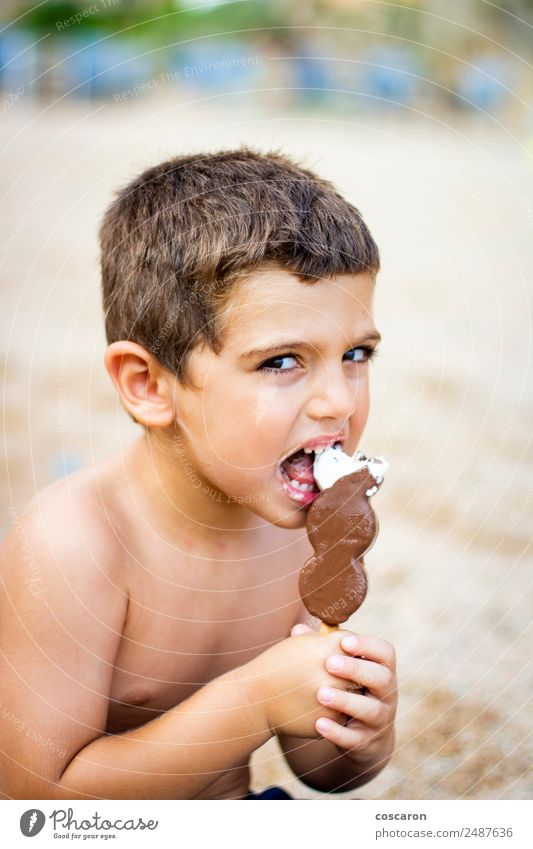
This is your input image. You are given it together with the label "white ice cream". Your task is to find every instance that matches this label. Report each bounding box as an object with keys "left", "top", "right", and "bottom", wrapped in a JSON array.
[{"left": 313, "top": 446, "right": 389, "bottom": 494}]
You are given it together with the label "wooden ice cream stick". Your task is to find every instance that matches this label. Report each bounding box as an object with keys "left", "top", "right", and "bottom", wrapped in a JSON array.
[{"left": 319, "top": 622, "right": 339, "bottom": 636}]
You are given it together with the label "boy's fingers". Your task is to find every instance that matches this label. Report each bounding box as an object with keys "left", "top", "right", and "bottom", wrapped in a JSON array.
[
  {"left": 315, "top": 717, "right": 365, "bottom": 751},
  {"left": 340, "top": 634, "right": 396, "bottom": 670},
  {"left": 325, "top": 655, "right": 396, "bottom": 699},
  {"left": 317, "top": 687, "right": 386, "bottom": 728}
]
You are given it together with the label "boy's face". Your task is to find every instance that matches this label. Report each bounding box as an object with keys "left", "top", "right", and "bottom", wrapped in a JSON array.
[{"left": 171, "top": 266, "right": 380, "bottom": 530}]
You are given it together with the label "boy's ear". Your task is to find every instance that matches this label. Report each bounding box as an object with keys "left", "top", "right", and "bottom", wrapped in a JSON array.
[{"left": 104, "top": 341, "right": 176, "bottom": 428}]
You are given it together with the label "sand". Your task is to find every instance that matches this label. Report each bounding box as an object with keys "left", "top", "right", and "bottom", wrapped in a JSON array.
[{"left": 1, "top": 95, "right": 532, "bottom": 799}]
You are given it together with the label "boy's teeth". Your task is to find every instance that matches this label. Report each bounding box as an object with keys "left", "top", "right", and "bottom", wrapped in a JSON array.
[
  {"left": 290, "top": 479, "right": 316, "bottom": 491},
  {"left": 303, "top": 441, "right": 340, "bottom": 456}
]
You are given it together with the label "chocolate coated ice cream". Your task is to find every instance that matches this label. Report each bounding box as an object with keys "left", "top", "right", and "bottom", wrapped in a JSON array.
[{"left": 299, "top": 450, "right": 386, "bottom": 626}]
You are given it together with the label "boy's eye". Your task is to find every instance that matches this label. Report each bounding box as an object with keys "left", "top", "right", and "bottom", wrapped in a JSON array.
[
  {"left": 343, "top": 346, "right": 376, "bottom": 364},
  {"left": 259, "top": 354, "right": 299, "bottom": 373},
  {"left": 258, "top": 346, "right": 377, "bottom": 375}
]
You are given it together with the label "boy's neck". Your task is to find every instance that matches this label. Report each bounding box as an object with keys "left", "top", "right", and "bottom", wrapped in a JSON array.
[{"left": 123, "top": 432, "right": 266, "bottom": 550}]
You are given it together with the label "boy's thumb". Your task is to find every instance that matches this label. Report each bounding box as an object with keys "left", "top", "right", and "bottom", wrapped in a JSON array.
[{"left": 290, "top": 623, "right": 313, "bottom": 636}]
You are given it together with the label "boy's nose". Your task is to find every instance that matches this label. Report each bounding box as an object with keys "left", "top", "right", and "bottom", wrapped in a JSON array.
[{"left": 306, "top": 366, "right": 358, "bottom": 422}]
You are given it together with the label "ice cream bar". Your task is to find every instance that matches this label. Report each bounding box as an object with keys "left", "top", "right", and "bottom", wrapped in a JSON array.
[{"left": 299, "top": 448, "right": 388, "bottom": 629}]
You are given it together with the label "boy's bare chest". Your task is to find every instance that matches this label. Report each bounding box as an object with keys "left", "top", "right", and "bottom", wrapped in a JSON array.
[{"left": 106, "top": 536, "right": 310, "bottom": 734}]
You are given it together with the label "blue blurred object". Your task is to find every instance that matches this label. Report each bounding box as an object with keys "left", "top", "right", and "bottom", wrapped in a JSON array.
[
  {"left": 290, "top": 45, "right": 338, "bottom": 104},
  {"left": 49, "top": 451, "right": 82, "bottom": 480},
  {"left": 357, "top": 46, "right": 422, "bottom": 107},
  {"left": 455, "top": 54, "right": 511, "bottom": 112},
  {"left": 172, "top": 40, "right": 261, "bottom": 94},
  {"left": 57, "top": 33, "right": 154, "bottom": 98},
  {"left": 0, "top": 30, "right": 39, "bottom": 93}
]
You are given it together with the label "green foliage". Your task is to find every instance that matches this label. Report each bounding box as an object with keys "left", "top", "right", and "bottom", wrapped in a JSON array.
[
  {"left": 11, "top": 0, "right": 533, "bottom": 56},
  {"left": 16, "top": 0, "right": 287, "bottom": 41}
]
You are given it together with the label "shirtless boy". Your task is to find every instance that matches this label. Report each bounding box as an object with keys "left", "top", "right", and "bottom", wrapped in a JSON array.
[{"left": 0, "top": 149, "right": 397, "bottom": 799}]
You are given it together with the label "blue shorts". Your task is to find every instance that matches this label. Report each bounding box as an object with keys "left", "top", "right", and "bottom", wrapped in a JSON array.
[{"left": 245, "top": 786, "right": 293, "bottom": 800}]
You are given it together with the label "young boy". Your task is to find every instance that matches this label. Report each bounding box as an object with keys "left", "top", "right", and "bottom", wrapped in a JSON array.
[{"left": 0, "top": 149, "right": 397, "bottom": 800}]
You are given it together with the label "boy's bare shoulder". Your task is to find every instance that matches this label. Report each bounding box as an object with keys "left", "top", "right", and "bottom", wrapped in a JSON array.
[{"left": 3, "top": 454, "right": 127, "bottom": 590}]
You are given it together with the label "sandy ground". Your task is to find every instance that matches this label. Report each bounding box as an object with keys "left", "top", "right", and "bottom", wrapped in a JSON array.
[{"left": 1, "top": 94, "right": 532, "bottom": 799}]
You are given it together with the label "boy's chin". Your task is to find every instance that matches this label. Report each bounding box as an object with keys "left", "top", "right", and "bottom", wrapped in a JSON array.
[
  {"left": 259, "top": 500, "right": 310, "bottom": 530},
  {"left": 228, "top": 484, "right": 310, "bottom": 529},
  {"left": 269, "top": 513, "right": 308, "bottom": 529}
]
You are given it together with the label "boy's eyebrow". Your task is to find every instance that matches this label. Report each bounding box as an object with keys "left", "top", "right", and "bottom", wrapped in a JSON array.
[{"left": 238, "top": 331, "right": 382, "bottom": 363}]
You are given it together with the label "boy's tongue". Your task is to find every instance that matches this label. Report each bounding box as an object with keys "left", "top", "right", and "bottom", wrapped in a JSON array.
[{"left": 281, "top": 449, "right": 316, "bottom": 484}]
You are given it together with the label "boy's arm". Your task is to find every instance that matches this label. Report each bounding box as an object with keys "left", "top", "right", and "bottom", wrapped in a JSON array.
[
  {"left": 57, "top": 667, "right": 269, "bottom": 799},
  {"left": 279, "top": 728, "right": 394, "bottom": 793},
  {"left": 0, "top": 498, "right": 128, "bottom": 799},
  {"left": 59, "top": 630, "right": 355, "bottom": 799},
  {"left": 0, "top": 502, "right": 270, "bottom": 800}
]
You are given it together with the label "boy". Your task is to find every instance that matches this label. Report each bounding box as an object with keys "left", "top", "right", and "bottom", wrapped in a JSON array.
[{"left": 0, "top": 149, "right": 397, "bottom": 800}]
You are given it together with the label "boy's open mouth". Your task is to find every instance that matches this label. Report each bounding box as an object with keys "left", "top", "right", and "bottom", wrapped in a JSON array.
[{"left": 277, "top": 442, "right": 342, "bottom": 506}]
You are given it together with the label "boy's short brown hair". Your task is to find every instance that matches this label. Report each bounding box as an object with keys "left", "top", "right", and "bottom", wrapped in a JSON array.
[{"left": 100, "top": 148, "right": 380, "bottom": 388}]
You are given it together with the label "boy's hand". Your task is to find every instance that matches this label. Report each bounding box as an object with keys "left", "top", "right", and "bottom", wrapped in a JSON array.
[
  {"left": 242, "top": 629, "right": 351, "bottom": 739},
  {"left": 292, "top": 625, "right": 397, "bottom": 771}
]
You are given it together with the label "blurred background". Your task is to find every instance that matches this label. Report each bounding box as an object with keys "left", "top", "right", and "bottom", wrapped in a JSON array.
[{"left": 1, "top": 0, "right": 532, "bottom": 799}]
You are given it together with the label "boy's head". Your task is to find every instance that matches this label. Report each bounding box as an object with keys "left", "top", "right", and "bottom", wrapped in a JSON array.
[{"left": 100, "top": 148, "right": 381, "bottom": 529}]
